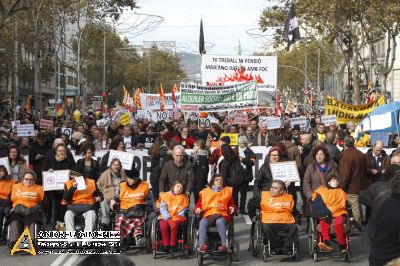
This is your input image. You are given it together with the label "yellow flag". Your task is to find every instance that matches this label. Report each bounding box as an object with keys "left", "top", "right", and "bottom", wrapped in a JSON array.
[{"left": 11, "top": 227, "right": 36, "bottom": 256}]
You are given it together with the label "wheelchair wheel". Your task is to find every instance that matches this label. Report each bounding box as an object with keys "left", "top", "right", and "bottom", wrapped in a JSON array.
[
  {"left": 225, "top": 253, "right": 232, "bottom": 266},
  {"left": 262, "top": 245, "right": 269, "bottom": 262},
  {"left": 233, "top": 240, "right": 240, "bottom": 260},
  {"left": 345, "top": 250, "right": 351, "bottom": 262},
  {"left": 151, "top": 218, "right": 158, "bottom": 258},
  {"left": 196, "top": 252, "right": 203, "bottom": 266},
  {"left": 308, "top": 217, "right": 316, "bottom": 257},
  {"left": 313, "top": 252, "right": 318, "bottom": 262},
  {"left": 250, "top": 217, "right": 262, "bottom": 257},
  {"left": 188, "top": 216, "right": 198, "bottom": 255}
]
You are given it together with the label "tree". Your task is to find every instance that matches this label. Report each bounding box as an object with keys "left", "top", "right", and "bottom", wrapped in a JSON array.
[{"left": 259, "top": 0, "right": 400, "bottom": 104}]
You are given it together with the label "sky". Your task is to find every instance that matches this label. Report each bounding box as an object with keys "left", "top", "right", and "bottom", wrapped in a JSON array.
[{"left": 116, "top": 0, "right": 272, "bottom": 56}]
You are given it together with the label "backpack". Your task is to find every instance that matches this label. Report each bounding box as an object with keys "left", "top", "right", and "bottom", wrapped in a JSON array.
[{"left": 229, "top": 161, "right": 245, "bottom": 186}]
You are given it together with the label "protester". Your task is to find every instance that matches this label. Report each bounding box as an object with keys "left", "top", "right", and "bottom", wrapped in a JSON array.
[
  {"left": 191, "top": 139, "right": 210, "bottom": 203},
  {"left": 0, "top": 165, "right": 14, "bottom": 242},
  {"left": 365, "top": 141, "right": 389, "bottom": 185},
  {"left": 369, "top": 172, "right": 400, "bottom": 266},
  {"left": 339, "top": 136, "right": 366, "bottom": 233},
  {"left": 76, "top": 144, "right": 100, "bottom": 181},
  {"left": 323, "top": 131, "right": 341, "bottom": 164},
  {"left": 7, "top": 145, "right": 29, "bottom": 182},
  {"left": 174, "top": 126, "right": 195, "bottom": 149},
  {"left": 159, "top": 145, "right": 194, "bottom": 196}
]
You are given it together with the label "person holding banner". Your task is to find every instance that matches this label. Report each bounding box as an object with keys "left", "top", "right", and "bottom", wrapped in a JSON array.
[
  {"left": 253, "top": 146, "right": 284, "bottom": 197},
  {"left": 7, "top": 145, "right": 29, "bottom": 182},
  {"left": 97, "top": 158, "right": 127, "bottom": 231},
  {"left": 42, "top": 143, "right": 76, "bottom": 230}
]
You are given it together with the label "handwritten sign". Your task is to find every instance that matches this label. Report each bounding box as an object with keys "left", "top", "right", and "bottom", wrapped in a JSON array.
[
  {"left": 270, "top": 161, "right": 300, "bottom": 182},
  {"left": 220, "top": 133, "right": 239, "bottom": 146},
  {"left": 107, "top": 150, "right": 134, "bottom": 170},
  {"left": 43, "top": 170, "right": 70, "bottom": 191}
]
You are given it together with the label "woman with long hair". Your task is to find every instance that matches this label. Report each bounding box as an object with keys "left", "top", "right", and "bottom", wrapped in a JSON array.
[
  {"left": 7, "top": 145, "right": 29, "bottom": 182},
  {"left": 149, "top": 136, "right": 166, "bottom": 200},
  {"left": 100, "top": 137, "right": 126, "bottom": 173},
  {"left": 77, "top": 143, "right": 100, "bottom": 181}
]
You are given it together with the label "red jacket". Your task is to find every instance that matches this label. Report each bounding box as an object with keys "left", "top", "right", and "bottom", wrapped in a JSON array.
[{"left": 174, "top": 134, "right": 195, "bottom": 149}]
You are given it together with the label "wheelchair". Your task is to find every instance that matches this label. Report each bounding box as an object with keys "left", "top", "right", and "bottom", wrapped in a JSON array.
[
  {"left": 189, "top": 214, "right": 239, "bottom": 266},
  {"left": 249, "top": 211, "right": 299, "bottom": 262},
  {"left": 6, "top": 213, "right": 40, "bottom": 250},
  {"left": 150, "top": 215, "right": 191, "bottom": 259},
  {"left": 307, "top": 214, "right": 351, "bottom": 262},
  {"left": 110, "top": 204, "right": 153, "bottom": 253}
]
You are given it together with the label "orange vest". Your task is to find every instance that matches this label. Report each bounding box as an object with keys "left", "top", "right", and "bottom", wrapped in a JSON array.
[
  {"left": 0, "top": 179, "right": 15, "bottom": 200},
  {"left": 120, "top": 181, "right": 150, "bottom": 210},
  {"left": 157, "top": 192, "right": 189, "bottom": 221},
  {"left": 312, "top": 186, "right": 347, "bottom": 217},
  {"left": 261, "top": 191, "right": 295, "bottom": 224},
  {"left": 63, "top": 178, "right": 96, "bottom": 205},
  {"left": 11, "top": 183, "right": 44, "bottom": 208},
  {"left": 200, "top": 186, "right": 233, "bottom": 218}
]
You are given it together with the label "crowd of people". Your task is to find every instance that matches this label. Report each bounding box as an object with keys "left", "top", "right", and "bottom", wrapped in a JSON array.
[{"left": 0, "top": 109, "right": 399, "bottom": 265}]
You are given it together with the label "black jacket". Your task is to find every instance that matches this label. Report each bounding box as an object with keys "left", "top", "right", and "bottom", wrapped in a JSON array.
[
  {"left": 77, "top": 159, "right": 100, "bottom": 181},
  {"left": 29, "top": 143, "right": 52, "bottom": 185},
  {"left": 240, "top": 147, "right": 256, "bottom": 182}
]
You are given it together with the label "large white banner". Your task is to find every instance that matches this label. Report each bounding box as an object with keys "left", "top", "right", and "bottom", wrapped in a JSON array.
[{"left": 201, "top": 54, "right": 277, "bottom": 105}]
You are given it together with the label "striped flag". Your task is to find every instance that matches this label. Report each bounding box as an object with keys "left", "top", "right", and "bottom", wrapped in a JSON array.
[{"left": 159, "top": 83, "right": 165, "bottom": 111}]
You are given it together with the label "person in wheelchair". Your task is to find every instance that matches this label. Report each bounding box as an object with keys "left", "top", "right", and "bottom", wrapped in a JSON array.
[
  {"left": 249, "top": 180, "right": 300, "bottom": 256},
  {"left": 0, "top": 166, "right": 15, "bottom": 243},
  {"left": 157, "top": 180, "right": 189, "bottom": 253},
  {"left": 62, "top": 165, "right": 103, "bottom": 233},
  {"left": 110, "top": 169, "right": 155, "bottom": 247},
  {"left": 311, "top": 175, "right": 347, "bottom": 253},
  {"left": 7, "top": 170, "right": 44, "bottom": 248},
  {"left": 194, "top": 174, "right": 237, "bottom": 253}
]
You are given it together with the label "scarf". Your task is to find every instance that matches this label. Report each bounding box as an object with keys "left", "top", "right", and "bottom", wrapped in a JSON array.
[
  {"left": 238, "top": 147, "right": 246, "bottom": 169},
  {"left": 211, "top": 185, "right": 223, "bottom": 192}
]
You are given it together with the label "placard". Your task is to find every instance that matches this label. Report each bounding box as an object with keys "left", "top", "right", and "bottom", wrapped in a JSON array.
[
  {"left": 321, "top": 115, "right": 336, "bottom": 125},
  {"left": 55, "top": 127, "right": 72, "bottom": 139},
  {"left": 269, "top": 161, "right": 300, "bottom": 182},
  {"left": 96, "top": 118, "right": 110, "bottom": 127},
  {"left": 92, "top": 101, "right": 102, "bottom": 110},
  {"left": 234, "top": 113, "right": 248, "bottom": 125},
  {"left": 74, "top": 176, "right": 86, "bottom": 191},
  {"left": 0, "top": 157, "right": 11, "bottom": 174},
  {"left": 260, "top": 116, "right": 284, "bottom": 130},
  {"left": 43, "top": 170, "right": 70, "bottom": 191},
  {"left": 290, "top": 116, "right": 309, "bottom": 128},
  {"left": 11, "top": 120, "right": 20, "bottom": 132},
  {"left": 151, "top": 111, "right": 173, "bottom": 122},
  {"left": 198, "top": 118, "right": 211, "bottom": 129},
  {"left": 220, "top": 133, "right": 239, "bottom": 146},
  {"left": 16, "top": 124, "right": 34, "bottom": 137},
  {"left": 39, "top": 119, "right": 53, "bottom": 128},
  {"left": 107, "top": 150, "right": 134, "bottom": 170}
]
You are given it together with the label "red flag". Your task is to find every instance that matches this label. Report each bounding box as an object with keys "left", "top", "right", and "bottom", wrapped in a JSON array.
[{"left": 171, "top": 83, "right": 177, "bottom": 111}]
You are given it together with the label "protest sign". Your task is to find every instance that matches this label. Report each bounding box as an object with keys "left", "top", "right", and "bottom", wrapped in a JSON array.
[
  {"left": 74, "top": 176, "right": 86, "bottom": 191},
  {"left": 43, "top": 170, "right": 70, "bottom": 191},
  {"left": 107, "top": 150, "right": 134, "bottom": 170},
  {"left": 0, "top": 157, "right": 11, "bottom": 174},
  {"left": 198, "top": 118, "right": 211, "bottom": 129},
  {"left": 259, "top": 116, "right": 284, "bottom": 130},
  {"left": 92, "top": 101, "right": 102, "bottom": 110},
  {"left": 321, "top": 115, "right": 337, "bottom": 125},
  {"left": 39, "top": 119, "right": 53, "bottom": 128},
  {"left": 96, "top": 118, "right": 110, "bottom": 127},
  {"left": 140, "top": 93, "right": 181, "bottom": 111},
  {"left": 325, "top": 95, "right": 385, "bottom": 124},
  {"left": 16, "top": 124, "right": 34, "bottom": 137},
  {"left": 180, "top": 81, "right": 258, "bottom": 112},
  {"left": 220, "top": 133, "right": 239, "bottom": 146},
  {"left": 269, "top": 161, "right": 300, "bottom": 182},
  {"left": 290, "top": 116, "right": 309, "bottom": 129},
  {"left": 151, "top": 111, "right": 173, "bottom": 121},
  {"left": 119, "top": 113, "right": 130, "bottom": 125},
  {"left": 55, "top": 128, "right": 72, "bottom": 139},
  {"left": 234, "top": 113, "right": 248, "bottom": 125},
  {"left": 11, "top": 120, "right": 20, "bottom": 132}
]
